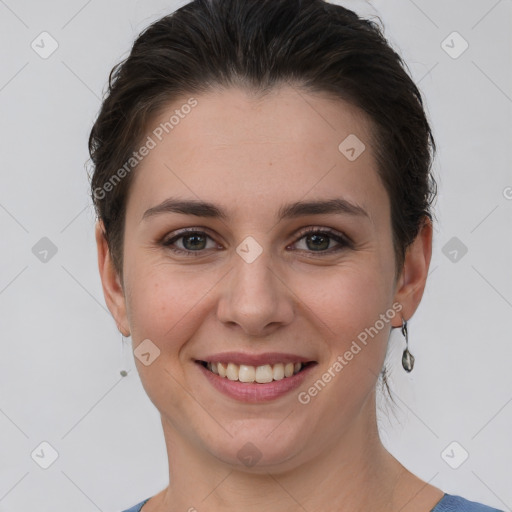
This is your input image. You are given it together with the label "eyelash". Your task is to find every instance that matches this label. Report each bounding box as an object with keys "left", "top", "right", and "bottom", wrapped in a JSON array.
[{"left": 161, "top": 227, "right": 352, "bottom": 257}]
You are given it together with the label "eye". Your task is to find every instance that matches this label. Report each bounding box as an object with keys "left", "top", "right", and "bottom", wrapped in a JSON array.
[
  {"left": 162, "top": 229, "right": 219, "bottom": 256},
  {"left": 290, "top": 227, "right": 351, "bottom": 254},
  {"left": 162, "top": 226, "right": 351, "bottom": 257}
]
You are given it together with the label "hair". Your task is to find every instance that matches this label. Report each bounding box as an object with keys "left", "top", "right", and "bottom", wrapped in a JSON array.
[{"left": 88, "top": 0, "right": 437, "bottom": 401}]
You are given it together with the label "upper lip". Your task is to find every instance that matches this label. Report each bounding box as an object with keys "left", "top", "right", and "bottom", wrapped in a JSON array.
[{"left": 197, "top": 352, "right": 316, "bottom": 366}]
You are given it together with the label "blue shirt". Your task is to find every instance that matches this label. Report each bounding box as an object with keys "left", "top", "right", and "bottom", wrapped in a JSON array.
[{"left": 120, "top": 493, "right": 505, "bottom": 511}]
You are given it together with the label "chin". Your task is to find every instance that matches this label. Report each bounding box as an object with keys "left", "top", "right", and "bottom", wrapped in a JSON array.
[{"left": 201, "top": 425, "right": 310, "bottom": 473}]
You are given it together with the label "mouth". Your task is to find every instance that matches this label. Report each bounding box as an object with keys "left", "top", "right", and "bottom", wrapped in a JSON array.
[{"left": 197, "top": 360, "right": 316, "bottom": 384}]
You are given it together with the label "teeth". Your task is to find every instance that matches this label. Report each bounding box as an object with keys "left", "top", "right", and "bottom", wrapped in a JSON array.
[
  {"left": 239, "top": 365, "right": 255, "bottom": 383},
  {"left": 226, "top": 363, "right": 238, "bottom": 381},
  {"left": 273, "top": 363, "right": 284, "bottom": 380},
  {"left": 255, "top": 364, "right": 273, "bottom": 383},
  {"left": 205, "top": 361, "right": 304, "bottom": 383},
  {"left": 218, "top": 362, "right": 227, "bottom": 378}
]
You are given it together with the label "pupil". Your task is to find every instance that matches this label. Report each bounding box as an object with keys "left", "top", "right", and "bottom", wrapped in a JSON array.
[
  {"left": 307, "top": 234, "right": 328, "bottom": 251},
  {"left": 184, "top": 234, "right": 205, "bottom": 250}
]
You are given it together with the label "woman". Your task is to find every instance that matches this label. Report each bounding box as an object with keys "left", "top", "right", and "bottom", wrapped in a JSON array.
[{"left": 88, "top": 1, "right": 503, "bottom": 511}]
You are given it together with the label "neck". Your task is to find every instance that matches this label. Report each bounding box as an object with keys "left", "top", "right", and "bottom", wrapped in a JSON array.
[{"left": 150, "top": 391, "right": 411, "bottom": 512}]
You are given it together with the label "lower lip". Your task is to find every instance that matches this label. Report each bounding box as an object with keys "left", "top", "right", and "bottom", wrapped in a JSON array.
[{"left": 197, "top": 362, "right": 316, "bottom": 403}]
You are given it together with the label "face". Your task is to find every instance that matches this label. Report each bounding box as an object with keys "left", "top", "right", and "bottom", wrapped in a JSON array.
[{"left": 97, "top": 85, "right": 430, "bottom": 471}]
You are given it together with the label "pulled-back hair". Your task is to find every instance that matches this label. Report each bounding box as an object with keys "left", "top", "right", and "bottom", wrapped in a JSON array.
[{"left": 89, "top": 0, "right": 436, "bottom": 287}]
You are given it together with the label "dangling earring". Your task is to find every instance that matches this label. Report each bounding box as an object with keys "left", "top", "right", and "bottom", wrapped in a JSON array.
[
  {"left": 401, "top": 317, "right": 415, "bottom": 372},
  {"left": 120, "top": 333, "right": 129, "bottom": 377}
]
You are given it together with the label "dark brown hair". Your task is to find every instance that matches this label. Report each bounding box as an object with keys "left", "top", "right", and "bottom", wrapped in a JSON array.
[{"left": 88, "top": 0, "right": 437, "bottom": 395}]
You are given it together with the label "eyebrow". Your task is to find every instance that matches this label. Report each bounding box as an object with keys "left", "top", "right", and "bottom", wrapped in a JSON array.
[{"left": 141, "top": 197, "right": 370, "bottom": 222}]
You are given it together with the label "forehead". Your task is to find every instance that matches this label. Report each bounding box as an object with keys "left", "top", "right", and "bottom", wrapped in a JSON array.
[{"left": 127, "top": 86, "right": 388, "bottom": 226}]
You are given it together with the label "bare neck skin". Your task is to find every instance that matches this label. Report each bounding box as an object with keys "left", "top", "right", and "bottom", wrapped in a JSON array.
[{"left": 143, "top": 391, "right": 443, "bottom": 512}]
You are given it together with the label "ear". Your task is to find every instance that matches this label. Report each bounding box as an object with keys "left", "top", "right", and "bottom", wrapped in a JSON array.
[
  {"left": 95, "top": 220, "right": 130, "bottom": 336},
  {"left": 391, "top": 216, "right": 433, "bottom": 327}
]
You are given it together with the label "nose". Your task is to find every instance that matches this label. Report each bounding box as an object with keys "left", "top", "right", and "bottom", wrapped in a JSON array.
[{"left": 216, "top": 243, "right": 295, "bottom": 337}]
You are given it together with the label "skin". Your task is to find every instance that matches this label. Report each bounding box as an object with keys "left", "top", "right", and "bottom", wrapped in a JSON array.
[{"left": 96, "top": 86, "right": 442, "bottom": 512}]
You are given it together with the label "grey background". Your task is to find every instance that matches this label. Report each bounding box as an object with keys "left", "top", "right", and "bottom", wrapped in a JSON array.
[{"left": 0, "top": 0, "right": 511, "bottom": 511}]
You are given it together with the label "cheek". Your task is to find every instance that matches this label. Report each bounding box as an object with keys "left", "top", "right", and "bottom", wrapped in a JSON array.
[
  {"left": 294, "top": 263, "right": 393, "bottom": 404},
  {"left": 123, "top": 266, "right": 213, "bottom": 412},
  {"left": 295, "top": 269, "right": 392, "bottom": 421},
  {"left": 124, "top": 263, "right": 219, "bottom": 348},
  {"left": 298, "top": 263, "right": 392, "bottom": 340}
]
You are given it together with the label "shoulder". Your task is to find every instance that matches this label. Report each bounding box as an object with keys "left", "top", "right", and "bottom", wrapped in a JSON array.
[
  {"left": 120, "top": 497, "right": 150, "bottom": 512},
  {"left": 433, "top": 493, "right": 505, "bottom": 512},
  {"left": 120, "top": 494, "right": 506, "bottom": 512}
]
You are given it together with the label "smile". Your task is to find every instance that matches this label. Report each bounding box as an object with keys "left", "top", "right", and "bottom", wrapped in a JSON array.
[
  {"left": 195, "top": 353, "right": 317, "bottom": 402},
  {"left": 199, "top": 361, "right": 310, "bottom": 383}
]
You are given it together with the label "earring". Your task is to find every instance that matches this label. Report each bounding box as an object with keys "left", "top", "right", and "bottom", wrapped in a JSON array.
[
  {"left": 120, "top": 333, "right": 129, "bottom": 377},
  {"left": 401, "top": 318, "right": 415, "bottom": 372}
]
